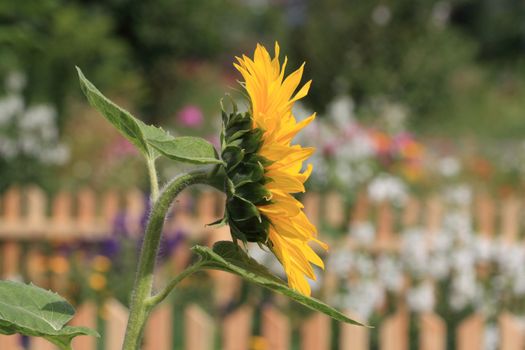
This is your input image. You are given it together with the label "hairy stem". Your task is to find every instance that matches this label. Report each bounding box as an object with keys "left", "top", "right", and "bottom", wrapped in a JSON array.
[
  {"left": 146, "top": 157, "right": 160, "bottom": 203},
  {"left": 146, "top": 262, "right": 204, "bottom": 308},
  {"left": 122, "top": 170, "right": 211, "bottom": 350}
]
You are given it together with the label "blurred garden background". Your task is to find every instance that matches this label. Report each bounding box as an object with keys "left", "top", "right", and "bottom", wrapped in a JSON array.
[{"left": 3, "top": 0, "right": 525, "bottom": 349}]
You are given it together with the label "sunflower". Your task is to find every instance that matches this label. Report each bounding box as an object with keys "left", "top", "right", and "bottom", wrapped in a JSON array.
[{"left": 220, "top": 42, "right": 327, "bottom": 296}]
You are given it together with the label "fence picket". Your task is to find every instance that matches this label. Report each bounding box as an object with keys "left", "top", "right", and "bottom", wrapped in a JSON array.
[
  {"left": 0, "top": 335, "right": 23, "bottom": 350},
  {"left": 456, "top": 313, "right": 484, "bottom": 350},
  {"left": 499, "top": 312, "right": 524, "bottom": 350},
  {"left": 104, "top": 299, "right": 128, "bottom": 350},
  {"left": 380, "top": 308, "right": 408, "bottom": 350},
  {"left": 185, "top": 304, "right": 215, "bottom": 350},
  {"left": 262, "top": 305, "right": 290, "bottom": 350},
  {"left": 26, "top": 186, "right": 47, "bottom": 237},
  {"left": 301, "top": 313, "right": 331, "bottom": 350},
  {"left": 419, "top": 312, "right": 446, "bottom": 350},
  {"left": 222, "top": 306, "right": 253, "bottom": 350},
  {"left": 71, "top": 302, "right": 98, "bottom": 350},
  {"left": 29, "top": 336, "right": 57, "bottom": 350},
  {"left": 340, "top": 311, "right": 368, "bottom": 350},
  {"left": 144, "top": 303, "right": 172, "bottom": 350}
]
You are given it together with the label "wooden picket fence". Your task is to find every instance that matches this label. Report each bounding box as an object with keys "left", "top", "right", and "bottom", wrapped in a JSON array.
[{"left": 0, "top": 186, "right": 525, "bottom": 349}]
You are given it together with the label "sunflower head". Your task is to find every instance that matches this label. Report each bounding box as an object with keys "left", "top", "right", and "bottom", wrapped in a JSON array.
[
  {"left": 220, "top": 42, "right": 327, "bottom": 296},
  {"left": 220, "top": 104, "right": 272, "bottom": 244}
]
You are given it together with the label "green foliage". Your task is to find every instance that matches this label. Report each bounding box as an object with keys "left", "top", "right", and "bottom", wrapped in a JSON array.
[
  {"left": 288, "top": 0, "right": 476, "bottom": 118},
  {"left": 0, "top": 280, "right": 98, "bottom": 350},
  {"left": 77, "top": 68, "right": 221, "bottom": 164},
  {"left": 0, "top": 0, "right": 137, "bottom": 125},
  {"left": 193, "top": 241, "right": 366, "bottom": 326}
]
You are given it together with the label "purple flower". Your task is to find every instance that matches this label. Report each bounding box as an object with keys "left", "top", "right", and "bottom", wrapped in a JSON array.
[{"left": 177, "top": 105, "right": 203, "bottom": 128}]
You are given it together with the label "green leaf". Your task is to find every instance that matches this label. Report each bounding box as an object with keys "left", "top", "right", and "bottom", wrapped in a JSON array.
[
  {"left": 0, "top": 281, "right": 99, "bottom": 349},
  {"left": 77, "top": 67, "right": 222, "bottom": 165},
  {"left": 192, "top": 241, "right": 366, "bottom": 326},
  {"left": 76, "top": 66, "right": 150, "bottom": 156},
  {"left": 45, "top": 326, "right": 100, "bottom": 349},
  {"left": 148, "top": 136, "right": 223, "bottom": 165}
]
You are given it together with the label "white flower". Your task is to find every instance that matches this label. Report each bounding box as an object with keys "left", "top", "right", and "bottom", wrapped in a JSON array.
[
  {"left": 0, "top": 94, "right": 23, "bottom": 125},
  {"left": 401, "top": 228, "right": 428, "bottom": 277},
  {"left": 406, "top": 282, "right": 435, "bottom": 313},
  {"left": 372, "top": 5, "right": 391, "bottom": 26},
  {"left": 377, "top": 254, "right": 404, "bottom": 292},
  {"left": 443, "top": 184, "right": 472, "bottom": 206},
  {"left": 339, "top": 279, "right": 384, "bottom": 321},
  {"left": 5, "top": 71, "right": 26, "bottom": 92},
  {"left": 438, "top": 156, "right": 460, "bottom": 177},
  {"left": 483, "top": 324, "right": 499, "bottom": 350},
  {"left": 326, "top": 249, "right": 353, "bottom": 278},
  {"left": 367, "top": 174, "right": 407, "bottom": 203},
  {"left": 328, "top": 95, "right": 355, "bottom": 128},
  {"left": 349, "top": 222, "right": 375, "bottom": 247}
]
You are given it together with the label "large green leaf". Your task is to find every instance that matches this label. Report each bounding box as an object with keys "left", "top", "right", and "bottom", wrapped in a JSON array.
[
  {"left": 77, "top": 66, "right": 150, "bottom": 156},
  {"left": 77, "top": 67, "right": 221, "bottom": 164},
  {"left": 148, "top": 136, "right": 223, "bottom": 165},
  {"left": 0, "top": 281, "right": 99, "bottom": 349},
  {"left": 192, "top": 241, "right": 366, "bottom": 326}
]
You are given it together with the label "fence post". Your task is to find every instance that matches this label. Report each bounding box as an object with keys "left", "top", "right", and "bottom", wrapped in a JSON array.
[
  {"left": 262, "top": 305, "right": 290, "bottom": 350},
  {"left": 185, "top": 304, "right": 215, "bottom": 350},
  {"left": 222, "top": 306, "right": 253, "bottom": 350},
  {"left": 419, "top": 312, "right": 446, "bottom": 350},
  {"left": 456, "top": 313, "right": 484, "bottom": 350},
  {"left": 105, "top": 299, "right": 129, "bottom": 350},
  {"left": 144, "top": 303, "right": 173, "bottom": 350},
  {"left": 301, "top": 313, "right": 331, "bottom": 350}
]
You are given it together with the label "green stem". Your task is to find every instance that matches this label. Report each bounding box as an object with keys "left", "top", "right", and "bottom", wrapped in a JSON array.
[
  {"left": 146, "top": 157, "right": 160, "bottom": 203},
  {"left": 146, "top": 262, "right": 204, "bottom": 308},
  {"left": 122, "top": 170, "right": 211, "bottom": 350}
]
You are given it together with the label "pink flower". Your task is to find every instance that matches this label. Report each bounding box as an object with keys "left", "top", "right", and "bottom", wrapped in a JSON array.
[{"left": 177, "top": 105, "right": 203, "bottom": 128}]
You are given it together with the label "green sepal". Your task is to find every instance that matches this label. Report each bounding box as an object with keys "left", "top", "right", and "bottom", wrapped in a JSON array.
[
  {"left": 222, "top": 145, "right": 244, "bottom": 172},
  {"left": 228, "top": 195, "right": 261, "bottom": 222},
  {"left": 230, "top": 161, "right": 265, "bottom": 187},
  {"left": 235, "top": 182, "right": 272, "bottom": 205}
]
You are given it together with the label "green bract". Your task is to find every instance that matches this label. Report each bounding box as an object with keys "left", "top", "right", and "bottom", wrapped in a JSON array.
[{"left": 220, "top": 103, "right": 273, "bottom": 244}]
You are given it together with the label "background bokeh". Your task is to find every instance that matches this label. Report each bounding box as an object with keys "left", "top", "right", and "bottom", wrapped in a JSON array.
[{"left": 3, "top": 1, "right": 525, "bottom": 349}]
